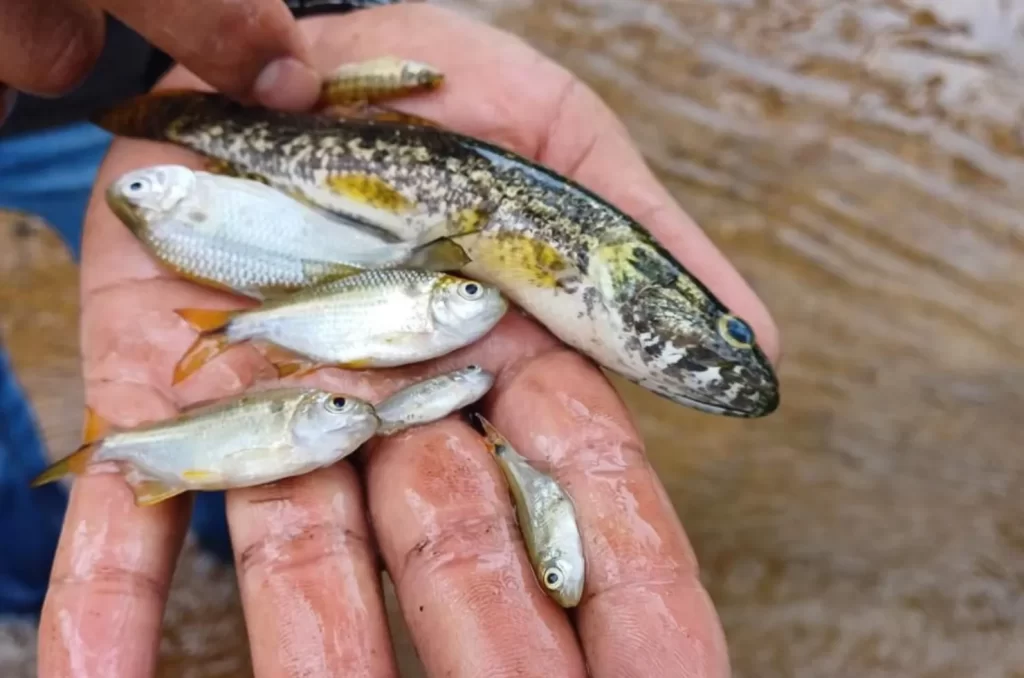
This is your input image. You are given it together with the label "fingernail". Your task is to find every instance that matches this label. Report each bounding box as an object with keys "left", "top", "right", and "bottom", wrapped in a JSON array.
[
  {"left": 254, "top": 58, "right": 321, "bottom": 112},
  {"left": 0, "top": 86, "right": 16, "bottom": 128}
]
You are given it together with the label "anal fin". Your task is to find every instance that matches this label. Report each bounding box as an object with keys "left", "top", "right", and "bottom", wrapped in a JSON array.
[{"left": 130, "top": 479, "right": 188, "bottom": 507}]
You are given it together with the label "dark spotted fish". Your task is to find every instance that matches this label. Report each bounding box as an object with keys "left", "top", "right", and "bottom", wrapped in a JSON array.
[{"left": 91, "top": 90, "right": 780, "bottom": 417}]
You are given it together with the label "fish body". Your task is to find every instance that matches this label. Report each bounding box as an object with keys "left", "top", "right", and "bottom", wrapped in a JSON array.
[
  {"left": 30, "top": 388, "right": 379, "bottom": 505},
  {"left": 106, "top": 164, "right": 467, "bottom": 300},
  {"left": 321, "top": 56, "right": 444, "bottom": 105},
  {"left": 375, "top": 364, "right": 494, "bottom": 435},
  {"left": 172, "top": 268, "right": 508, "bottom": 383},
  {"left": 92, "top": 91, "right": 779, "bottom": 417},
  {"left": 474, "top": 414, "right": 584, "bottom": 608}
]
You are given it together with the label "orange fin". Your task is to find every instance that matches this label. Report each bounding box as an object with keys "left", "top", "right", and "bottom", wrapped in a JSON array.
[
  {"left": 274, "top": 359, "right": 323, "bottom": 380},
  {"left": 172, "top": 334, "right": 231, "bottom": 385},
  {"left": 129, "top": 479, "right": 187, "bottom": 507},
  {"left": 81, "top": 406, "right": 113, "bottom": 444},
  {"left": 173, "top": 307, "right": 236, "bottom": 334},
  {"left": 30, "top": 443, "right": 99, "bottom": 488}
]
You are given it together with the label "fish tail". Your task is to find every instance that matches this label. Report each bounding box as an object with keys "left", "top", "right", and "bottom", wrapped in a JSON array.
[
  {"left": 174, "top": 307, "right": 236, "bottom": 334},
  {"left": 81, "top": 405, "right": 114, "bottom": 443},
  {"left": 406, "top": 238, "right": 471, "bottom": 272},
  {"left": 89, "top": 89, "right": 211, "bottom": 140},
  {"left": 30, "top": 443, "right": 98, "bottom": 487},
  {"left": 172, "top": 333, "right": 232, "bottom": 385}
]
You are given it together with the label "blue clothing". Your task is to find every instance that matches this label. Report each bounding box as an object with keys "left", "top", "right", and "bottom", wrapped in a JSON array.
[{"left": 0, "top": 122, "right": 234, "bottom": 618}]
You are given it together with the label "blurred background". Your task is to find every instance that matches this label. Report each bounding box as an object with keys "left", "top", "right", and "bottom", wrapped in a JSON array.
[{"left": 2, "top": 0, "right": 1022, "bottom": 676}]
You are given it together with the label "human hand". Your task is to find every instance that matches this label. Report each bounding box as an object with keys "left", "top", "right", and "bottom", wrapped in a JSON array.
[
  {"left": 0, "top": 0, "right": 336, "bottom": 114},
  {"left": 37, "top": 4, "right": 780, "bottom": 677}
]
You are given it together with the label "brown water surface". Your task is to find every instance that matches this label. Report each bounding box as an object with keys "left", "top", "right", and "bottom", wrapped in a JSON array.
[{"left": 2, "top": 0, "right": 1023, "bottom": 676}]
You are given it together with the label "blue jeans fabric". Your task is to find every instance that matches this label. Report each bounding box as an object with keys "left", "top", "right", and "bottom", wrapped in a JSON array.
[{"left": 0, "top": 122, "right": 234, "bottom": 617}]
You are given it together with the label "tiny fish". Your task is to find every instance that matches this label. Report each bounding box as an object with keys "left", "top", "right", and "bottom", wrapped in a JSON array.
[
  {"left": 30, "top": 387, "right": 379, "bottom": 506},
  {"left": 90, "top": 91, "right": 780, "bottom": 418},
  {"left": 320, "top": 56, "right": 444, "bottom": 106},
  {"left": 172, "top": 269, "right": 508, "bottom": 384},
  {"left": 474, "top": 413, "right": 585, "bottom": 608},
  {"left": 107, "top": 164, "right": 468, "bottom": 300},
  {"left": 375, "top": 364, "right": 494, "bottom": 435}
]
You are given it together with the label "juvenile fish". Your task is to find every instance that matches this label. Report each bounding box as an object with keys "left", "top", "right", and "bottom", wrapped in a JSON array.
[
  {"left": 30, "top": 388, "right": 379, "bottom": 506},
  {"left": 376, "top": 364, "right": 494, "bottom": 435},
  {"left": 107, "top": 164, "right": 468, "bottom": 300},
  {"left": 473, "top": 413, "right": 585, "bottom": 608},
  {"left": 172, "top": 269, "right": 508, "bottom": 384},
  {"left": 321, "top": 56, "right": 443, "bottom": 106},
  {"left": 90, "top": 91, "right": 780, "bottom": 418}
]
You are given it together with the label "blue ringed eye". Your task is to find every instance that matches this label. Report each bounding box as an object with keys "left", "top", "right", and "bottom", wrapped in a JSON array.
[{"left": 720, "top": 315, "right": 754, "bottom": 347}]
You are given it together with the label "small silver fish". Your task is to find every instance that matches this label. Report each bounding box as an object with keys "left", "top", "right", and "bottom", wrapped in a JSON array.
[
  {"left": 30, "top": 387, "right": 379, "bottom": 506},
  {"left": 375, "top": 364, "right": 494, "bottom": 435},
  {"left": 171, "top": 269, "right": 508, "bottom": 384},
  {"left": 106, "top": 164, "right": 468, "bottom": 299},
  {"left": 474, "top": 413, "right": 585, "bottom": 608}
]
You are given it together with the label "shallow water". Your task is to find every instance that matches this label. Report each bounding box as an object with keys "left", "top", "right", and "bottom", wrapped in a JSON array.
[{"left": 2, "top": 0, "right": 1023, "bottom": 676}]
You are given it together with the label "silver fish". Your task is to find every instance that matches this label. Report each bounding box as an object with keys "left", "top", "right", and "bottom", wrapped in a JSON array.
[
  {"left": 106, "top": 164, "right": 468, "bottom": 299},
  {"left": 375, "top": 364, "right": 494, "bottom": 435},
  {"left": 474, "top": 413, "right": 585, "bottom": 608},
  {"left": 171, "top": 269, "right": 508, "bottom": 384},
  {"left": 30, "top": 387, "right": 379, "bottom": 506}
]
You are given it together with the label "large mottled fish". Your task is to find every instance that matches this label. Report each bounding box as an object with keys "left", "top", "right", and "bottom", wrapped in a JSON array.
[
  {"left": 91, "top": 90, "right": 780, "bottom": 417},
  {"left": 171, "top": 268, "right": 508, "bottom": 384},
  {"left": 30, "top": 387, "right": 379, "bottom": 506},
  {"left": 106, "top": 164, "right": 469, "bottom": 299},
  {"left": 375, "top": 364, "right": 494, "bottom": 435},
  {"left": 473, "top": 413, "right": 585, "bottom": 608}
]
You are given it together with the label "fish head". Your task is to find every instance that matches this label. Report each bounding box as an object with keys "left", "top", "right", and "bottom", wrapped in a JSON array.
[
  {"left": 450, "top": 364, "right": 495, "bottom": 389},
  {"left": 595, "top": 241, "right": 779, "bottom": 417},
  {"left": 106, "top": 164, "right": 197, "bottom": 233},
  {"left": 401, "top": 59, "right": 445, "bottom": 89},
  {"left": 430, "top": 276, "right": 508, "bottom": 336},
  {"left": 536, "top": 549, "right": 585, "bottom": 608},
  {"left": 291, "top": 391, "right": 380, "bottom": 453}
]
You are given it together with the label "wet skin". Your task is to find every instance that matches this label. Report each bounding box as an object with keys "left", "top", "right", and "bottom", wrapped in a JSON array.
[{"left": 37, "top": 5, "right": 780, "bottom": 678}]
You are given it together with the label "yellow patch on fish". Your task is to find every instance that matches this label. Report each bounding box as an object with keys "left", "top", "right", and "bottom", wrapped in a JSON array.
[
  {"left": 326, "top": 174, "right": 414, "bottom": 214},
  {"left": 181, "top": 469, "right": 220, "bottom": 482},
  {"left": 471, "top": 233, "right": 571, "bottom": 289}
]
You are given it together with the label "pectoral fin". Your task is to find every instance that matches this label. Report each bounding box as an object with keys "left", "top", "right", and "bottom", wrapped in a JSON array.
[{"left": 130, "top": 479, "right": 187, "bottom": 507}]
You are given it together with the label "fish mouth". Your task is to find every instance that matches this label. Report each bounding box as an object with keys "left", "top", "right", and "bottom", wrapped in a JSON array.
[
  {"left": 632, "top": 363, "right": 781, "bottom": 418},
  {"left": 669, "top": 389, "right": 779, "bottom": 418}
]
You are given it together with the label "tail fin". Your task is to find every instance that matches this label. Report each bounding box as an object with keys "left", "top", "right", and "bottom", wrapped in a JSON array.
[
  {"left": 88, "top": 89, "right": 222, "bottom": 140},
  {"left": 172, "top": 334, "right": 232, "bottom": 385},
  {"left": 30, "top": 443, "right": 99, "bottom": 488},
  {"left": 174, "top": 307, "right": 235, "bottom": 334},
  {"left": 406, "top": 238, "right": 470, "bottom": 271}
]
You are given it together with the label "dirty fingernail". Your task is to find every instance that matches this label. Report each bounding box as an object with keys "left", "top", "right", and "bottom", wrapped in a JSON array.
[{"left": 253, "top": 58, "right": 321, "bottom": 112}]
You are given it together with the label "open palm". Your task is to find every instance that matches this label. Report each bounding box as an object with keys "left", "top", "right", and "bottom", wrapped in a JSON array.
[{"left": 38, "top": 5, "right": 780, "bottom": 677}]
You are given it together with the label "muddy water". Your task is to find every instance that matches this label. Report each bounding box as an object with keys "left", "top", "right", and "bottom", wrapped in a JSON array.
[{"left": 2, "top": 0, "right": 1024, "bottom": 676}]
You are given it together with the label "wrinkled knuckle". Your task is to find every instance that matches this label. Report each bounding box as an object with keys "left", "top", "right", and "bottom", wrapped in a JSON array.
[
  {"left": 399, "top": 513, "right": 514, "bottom": 584},
  {"left": 50, "top": 564, "right": 165, "bottom": 603},
  {"left": 582, "top": 563, "right": 699, "bottom": 608},
  {"left": 36, "top": 18, "right": 103, "bottom": 94},
  {"left": 238, "top": 519, "right": 372, "bottom": 578}
]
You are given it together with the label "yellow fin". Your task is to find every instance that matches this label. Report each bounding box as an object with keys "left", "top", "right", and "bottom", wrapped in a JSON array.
[
  {"left": 472, "top": 233, "right": 571, "bottom": 289},
  {"left": 181, "top": 469, "right": 219, "bottom": 482},
  {"left": 131, "top": 480, "right": 187, "bottom": 507},
  {"left": 338, "top": 358, "right": 374, "bottom": 370},
  {"left": 172, "top": 333, "right": 232, "bottom": 385},
  {"left": 260, "top": 345, "right": 323, "bottom": 379},
  {"left": 326, "top": 174, "right": 414, "bottom": 213},
  {"left": 82, "top": 406, "right": 112, "bottom": 444},
  {"left": 174, "top": 307, "right": 236, "bottom": 334},
  {"left": 30, "top": 443, "right": 99, "bottom": 488}
]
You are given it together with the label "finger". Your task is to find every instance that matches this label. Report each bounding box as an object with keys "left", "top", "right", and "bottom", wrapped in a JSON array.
[
  {"left": 0, "top": 0, "right": 104, "bottom": 95},
  {"left": 93, "top": 0, "right": 320, "bottom": 110},
  {"left": 364, "top": 418, "right": 589, "bottom": 678},
  {"left": 483, "top": 349, "right": 731, "bottom": 678},
  {"left": 37, "top": 383, "right": 191, "bottom": 677},
  {"left": 226, "top": 463, "right": 399, "bottom": 678},
  {"left": 300, "top": 3, "right": 780, "bottom": 363}
]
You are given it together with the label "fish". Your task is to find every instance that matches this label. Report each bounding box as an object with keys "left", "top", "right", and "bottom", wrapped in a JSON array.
[
  {"left": 91, "top": 90, "right": 780, "bottom": 417},
  {"left": 375, "top": 364, "right": 494, "bottom": 435},
  {"left": 171, "top": 268, "right": 508, "bottom": 384},
  {"left": 106, "top": 164, "right": 470, "bottom": 300},
  {"left": 30, "top": 387, "right": 379, "bottom": 506},
  {"left": 320, "top": 56, "right": 444, "bottom": 106},
  {"left": 473, "top": 413, "right": 585, "bottom": 608}
]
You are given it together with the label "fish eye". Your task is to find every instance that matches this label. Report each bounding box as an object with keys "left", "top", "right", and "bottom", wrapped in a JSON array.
[
  {"left": 466, "top": 364, "right": 481, "bottom": 371},
  {"left": 457, "top": 281, "right": 484, "bottom": 300},
  {"left": 542, "top": 567, "right": 564, "bottom": 590},
  {"left": 127, "top": 180, "right": 146, "bottom": 193},
  {"left": 326, "top": 396, "right": 348, "bottom": 411},
  {"left": 718, "top": 314, "right": 755, "bottom": 349}
]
